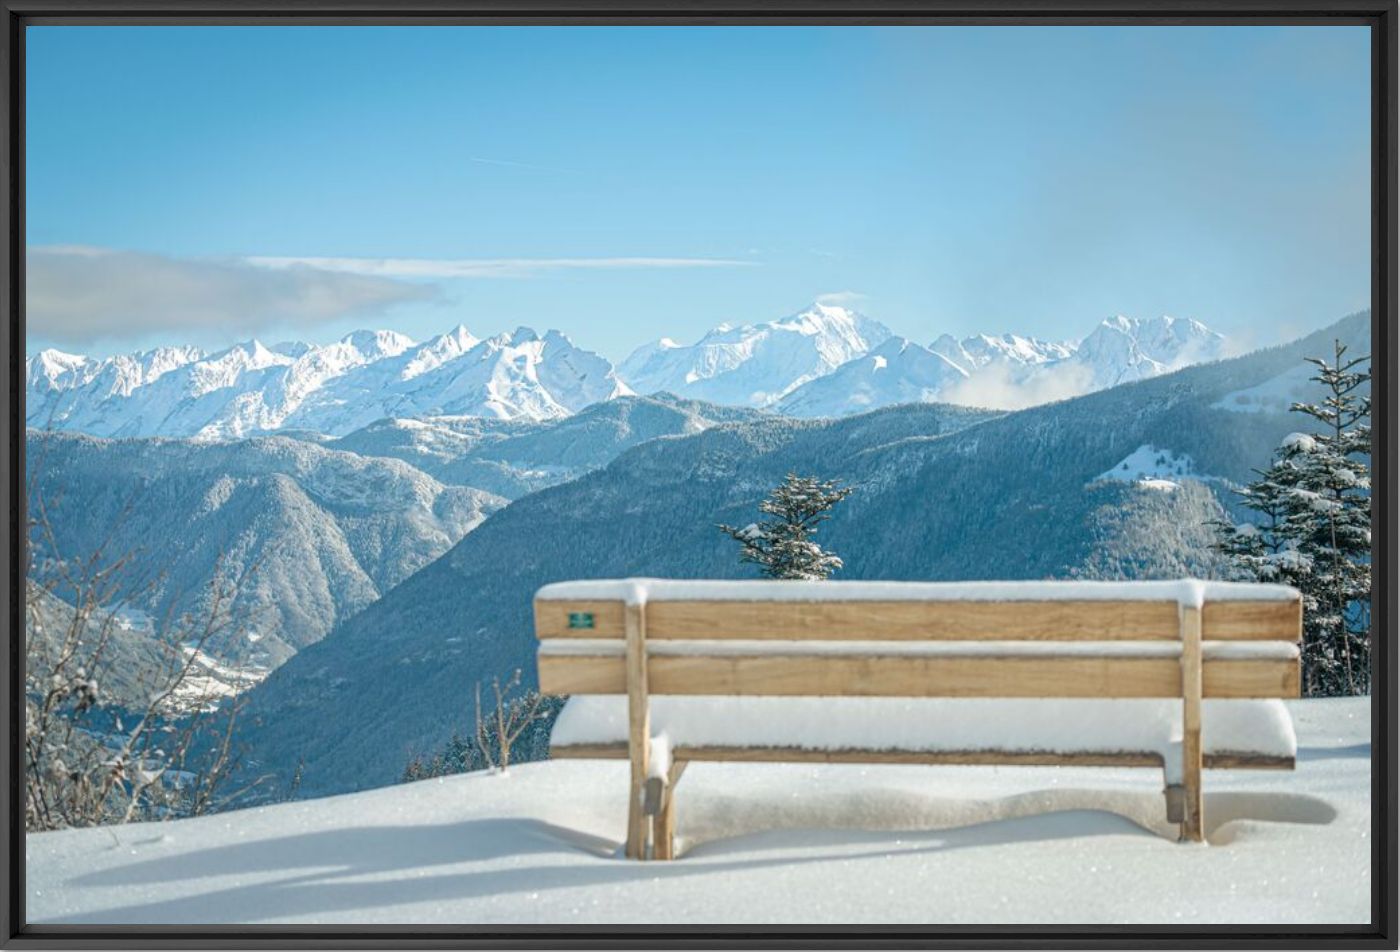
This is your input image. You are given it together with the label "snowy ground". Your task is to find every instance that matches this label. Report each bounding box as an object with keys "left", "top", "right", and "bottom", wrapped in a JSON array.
[{"left": 27, "top": 698, "right": 1370, "bottom": 925}]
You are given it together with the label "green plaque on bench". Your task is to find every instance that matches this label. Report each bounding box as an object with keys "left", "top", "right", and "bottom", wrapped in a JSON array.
[{"left": 567, "top": 612, "right": 595, "bottom": 630}]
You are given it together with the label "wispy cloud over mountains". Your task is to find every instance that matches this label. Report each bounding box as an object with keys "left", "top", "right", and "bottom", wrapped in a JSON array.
[
  {"left": 28, "top": 246, "right": 758, "bottom": 347},
  {"left": 245, "top": 255, "right": 756, "bottom": 279},
  {"left": 28, "top": 246, "right": 434, "bottom": 347}
]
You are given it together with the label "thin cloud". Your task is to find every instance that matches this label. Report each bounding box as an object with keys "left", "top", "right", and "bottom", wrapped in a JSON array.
[
  {"left": 816, "top": 291, "right": 866, "bottom": 307},
  {"left": 28, "top": 246, "right": 434, "bottom": 347},
  {"left": 941, "top": 360, "right": 1097, "bottom": 412},
  {"left": 465, "top": 155, "right": 579, "bottom": 174},
  {"left": 245, "top": 255, "right": 756, "bottom": 279}
]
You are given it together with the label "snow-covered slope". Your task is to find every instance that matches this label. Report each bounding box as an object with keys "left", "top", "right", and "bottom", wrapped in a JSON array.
[
  {"left": 1092, "top": 444, "right": 1222, "bottom": 493},
  {"left": 776, "top": 337, "right": 967, "bottom": 417},
  {"left": 27, "top": 326, "right": 630, "bottom": 439},
  {"left": 618, "top": 302, "right": 893, "bottom": 408},
  {"left": 26, "top": 697, "right": 1369, "bottom": 925}
]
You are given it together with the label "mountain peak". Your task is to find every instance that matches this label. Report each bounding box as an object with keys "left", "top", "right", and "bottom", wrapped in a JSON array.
[
  {"left": 34, "top": 347, "right": 87, "bottom": 366},
  {"left": 340, "top": 329, "right": 415, "bottom": 358},
  {"left": 618, "top": 303, "right": 892, "bottom": 408},
  {"left": 1076, "top": 314, "right": 1226, "bottom": 389},
  {"left": 775, "top": 301, "right": 862, "bottom": 333}
]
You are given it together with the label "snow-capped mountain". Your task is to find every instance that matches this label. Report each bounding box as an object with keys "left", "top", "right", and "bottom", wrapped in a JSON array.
[
  {"left": 618, "top": 302, "right": 893, "bottom": 408},
  {"left": 784, "top": 315, "right": 1228, "bottom": 416},
  {"left": 27, "top": 326, "right": 631, "bottom": 439},
  {"left": 929, "top": 332, "right": 1076, "bottom": 375},
  {"left": 1071, "top": 315, "right": 1227, "bottom": 389},
  {"left": 27, "top": 310, "right": 1229, "bottom": 436},
  {"left": 775, "top": 336, "right": 968, "bottom": 418}
]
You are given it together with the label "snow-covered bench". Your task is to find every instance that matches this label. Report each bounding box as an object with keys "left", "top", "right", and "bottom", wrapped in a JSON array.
[{"left": 534, "top": 578, "right": 1302, "bottom": 860}]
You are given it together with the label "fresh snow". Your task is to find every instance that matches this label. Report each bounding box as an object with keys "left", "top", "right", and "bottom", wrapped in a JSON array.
[
  {"left": 26, "top": 698, "right": 1369, "bottom": 924},
  {"left": 550, "top": 697, "right": 1298, "bottom": 779},
  {"left": 1095, "top": 444, "right": 1218, "bottom": 491},
  {"left": 534, "top": 577, "right": 1300, "bottom": 606}
]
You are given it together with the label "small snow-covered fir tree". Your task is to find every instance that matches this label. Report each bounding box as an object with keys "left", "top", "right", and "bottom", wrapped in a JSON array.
[
  {"left": 1214, "top": 341, "right": 1371, "bottom": 695},
  {"left": 718, "top": 473, "right": 854, "bottom": 580},
  {"left": 1211, "top": 452, "right": 1299, "bottom": 577}
]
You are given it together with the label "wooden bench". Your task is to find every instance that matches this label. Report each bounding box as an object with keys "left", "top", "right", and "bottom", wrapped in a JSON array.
[{"left": 534, "top": 578, "right": 1302, "bottom": 860}]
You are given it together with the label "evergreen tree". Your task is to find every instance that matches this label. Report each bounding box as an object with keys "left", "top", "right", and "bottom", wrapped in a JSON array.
[
  {"left": 1214, "top": 341, "right": 1371, "bottom": 695},
  {"left": 718, "top": 473, "right": 854, "bottom": 580},
  {"left": 1211, "top": 453, "right": 1299, "bottom": 579}
]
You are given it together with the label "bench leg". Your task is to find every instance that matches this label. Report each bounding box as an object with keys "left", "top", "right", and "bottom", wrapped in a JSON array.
[
  {"left": 1179, "top": 602, "right": 1205, "bottom": 843},
  {"left": 626, "top": 772, "right": 649, "bottom": 860},
  {"left": 653, "top": 761, "right": 687, "bottom": 861},
  {"left": 1180, "top": 757, "right": 1204, "bottom": 843}
]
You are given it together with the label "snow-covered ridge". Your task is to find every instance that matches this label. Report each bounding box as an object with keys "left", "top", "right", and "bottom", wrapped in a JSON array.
[
  {"left": 618, "top": 302, "right": 894, "bottom": 408},
  {"left": 29, "top": 308, "right": 1230, "bottom": 437},
  {"left": 27, "top": 324, "right": 631, "bottom": 439},
  {"left": 781, "top": 314, "right": 1228, "bottom": 417},
  {"left": 535, "top": 577, "right": 1301, "bottom": 606},
  {"left": 930, "top": 332, "right": 1076, "bottom": 373}
]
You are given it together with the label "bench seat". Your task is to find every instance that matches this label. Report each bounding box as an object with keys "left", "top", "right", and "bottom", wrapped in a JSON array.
[{"left": 550, "top": 696, "right": 1297, "bottom": 779}]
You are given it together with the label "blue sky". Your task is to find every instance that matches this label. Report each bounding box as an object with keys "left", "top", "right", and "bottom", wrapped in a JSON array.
[{"left": 27, "top": 25, "right": 1370, "bottom": 361}]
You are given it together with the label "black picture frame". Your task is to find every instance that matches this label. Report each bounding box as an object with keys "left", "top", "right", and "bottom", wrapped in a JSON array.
[{"left": 1, "top": 3, "right": 1394, "bottom": 947}]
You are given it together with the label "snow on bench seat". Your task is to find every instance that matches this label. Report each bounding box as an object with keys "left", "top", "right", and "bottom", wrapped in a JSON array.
[{"left": 550, "top": 696, "right": 1298, "bottom": 782}]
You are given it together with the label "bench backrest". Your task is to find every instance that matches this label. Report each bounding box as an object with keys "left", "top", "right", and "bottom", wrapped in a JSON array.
[{"left": 534, "top": 579, "right": 1302, "bottom": 700}]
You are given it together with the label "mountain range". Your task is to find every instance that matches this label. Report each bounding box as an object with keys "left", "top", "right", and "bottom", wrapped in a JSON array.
[
  {"left": 28, "top": 305, "right": 1230, "bottom": 438},
  {"left": 27, "top": 325, "right": 631, "bottom": 440}
]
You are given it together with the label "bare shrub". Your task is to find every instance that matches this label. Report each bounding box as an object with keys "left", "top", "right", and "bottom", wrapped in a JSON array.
[{"left": 24, "top": 468, "right": 264, "bottom": 830}]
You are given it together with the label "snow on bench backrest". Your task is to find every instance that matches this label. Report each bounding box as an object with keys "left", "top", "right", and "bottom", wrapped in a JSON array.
[
  {"left": 534, "top": 578, "right": 1302, "bottom": 641},
  {"left": 533, "top": 578, "right": 1303, "bottom": 700}
]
